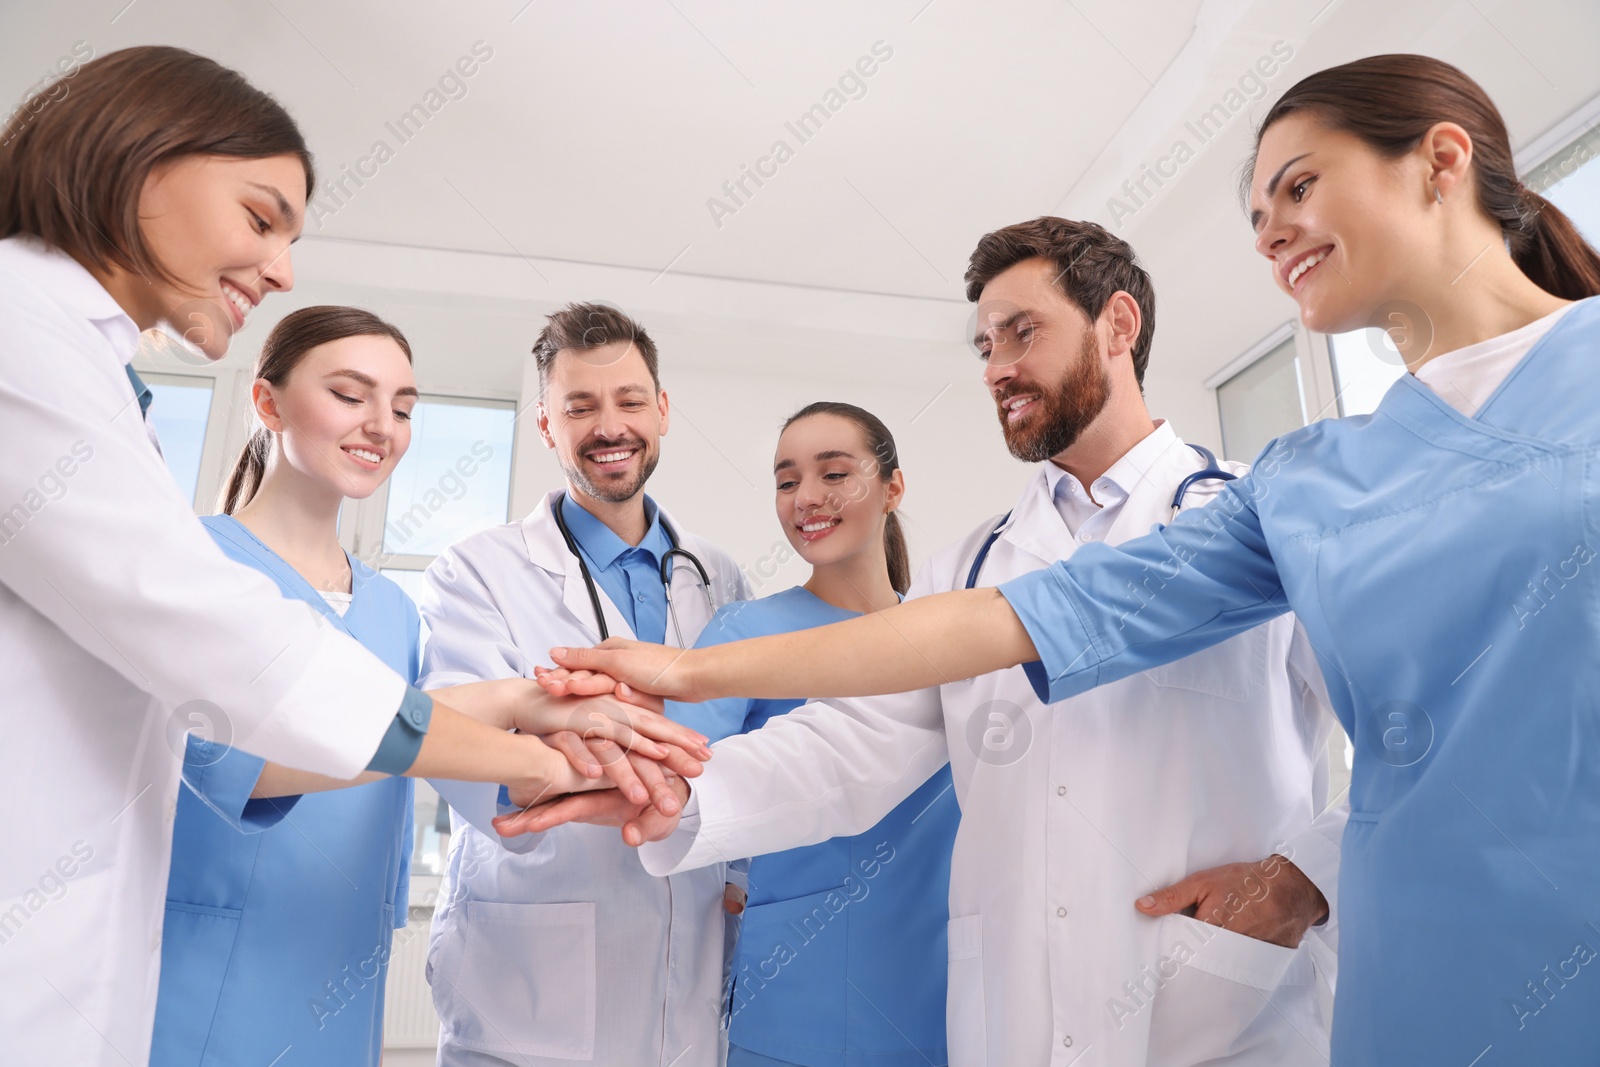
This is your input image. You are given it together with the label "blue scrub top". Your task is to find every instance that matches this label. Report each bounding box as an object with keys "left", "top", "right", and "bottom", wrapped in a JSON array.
[
  {"left": 669, "top": 586, "right": 957, "bottom": 1067},
  {"left": 150, "top": 515, "right": 418, "bottom": 1067},
  {"left": 999, "top": 297, "right": 1600, "bottom": 1065}
]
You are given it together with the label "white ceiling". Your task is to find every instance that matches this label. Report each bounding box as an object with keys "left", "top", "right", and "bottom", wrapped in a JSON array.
[{"left": 5, "top": 0, "right": 1599, "bottom": 396}]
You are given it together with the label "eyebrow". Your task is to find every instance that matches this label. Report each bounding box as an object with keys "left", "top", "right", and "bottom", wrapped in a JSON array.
[
  {"left": 973, "top": 309, "right": 1031, "bottom": 348},
  {"left": 247, "top": 182, "right": 300, "bottom": 228},
  {"left": 1251, "top": 152, "right": 1314, "bottom": 228},
  {"left": 561, "top": 384, "right": 652, "bottom": 403},
  {"left": 328, "top": 368, "right": 418, "bottom": 398},
  {"left": 773, "top": 449, "right": 859, "bottom": 473}
]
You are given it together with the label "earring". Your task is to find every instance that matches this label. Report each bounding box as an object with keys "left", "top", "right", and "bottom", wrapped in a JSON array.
[{"left": 1434, "top": 186, "right": 1444, "bottom": 205}]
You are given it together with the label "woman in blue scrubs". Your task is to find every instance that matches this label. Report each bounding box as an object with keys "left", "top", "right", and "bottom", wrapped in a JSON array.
[
  {"left": 544, "top": 56, "right": 1600, "bottom": 1066},
  {"left": 673, "top": 403, "right": 958, "bottom": 1067}
]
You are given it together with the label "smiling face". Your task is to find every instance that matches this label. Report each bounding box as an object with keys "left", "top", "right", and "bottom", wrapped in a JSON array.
[
  {"left": 538, "top": 342, "right": 667, "bottom": 506},
  {"left": 253, "top": 333, "right": 417, "bottom": 502},
  {"left": 134, "top": 153, "right": 306, "bottom": 358},
  {"left": 973, "top": 257, "right": 1112, "bottom": 463},
  {"left": 1249, "top": 112, "right": 1436, "bottom": 335},
  {"left": 773, "top": 412, "right": 902, "bottom": 570}
]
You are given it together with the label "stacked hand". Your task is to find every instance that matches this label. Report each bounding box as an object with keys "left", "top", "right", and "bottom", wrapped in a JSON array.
[{"left": 428, "top": 675, "right": 709, "bottom": 832}]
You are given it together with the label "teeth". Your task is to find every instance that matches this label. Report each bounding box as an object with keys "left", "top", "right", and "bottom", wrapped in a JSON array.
[
  {"left": 801, "top": 518, "right": 839, "bottom": 532},
  {"left": 1006, "top": 396, "right": 1034, "bottom": 411},
  {"left": 1288, "top": 251, "right": 1326, "bottom": 288},
  {"left": 222, "top": 282, "right": 251, "bottom": 319},
  {"left": 590, "top": 450, "right": 634, "bottom": 463},
  {"left": 345, "top": 447, "right": 381, "bottom": 464}
]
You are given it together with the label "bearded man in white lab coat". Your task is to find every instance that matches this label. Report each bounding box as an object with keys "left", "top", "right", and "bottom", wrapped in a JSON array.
[
  {"left": 518, "top": 218, "right": 1348, "bottom": 1067},
  {"left": 418, "top": 303, "right": 749, "bottom": 1067}
]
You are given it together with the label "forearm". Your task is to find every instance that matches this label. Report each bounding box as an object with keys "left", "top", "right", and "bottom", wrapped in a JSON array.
[
  {"left": 250, "top": 765, "right": 386, "bottom": 799},
  {"left": 691, "top": 587, "right": 1036, "bottom": 700},
  {"left": 404, "top": 702, "right": 552, "bottom": 784}
]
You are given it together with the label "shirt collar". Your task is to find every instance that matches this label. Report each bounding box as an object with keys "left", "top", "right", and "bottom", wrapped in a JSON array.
[
  {"left": 561, "top": 492, "right": 673, "bottom": 572},
  {"left": 0, "top": 236, "right": 142, "bottom": 364},
  {"left": 1041, "top": 420, "right": 1177, "bottom": 504}
]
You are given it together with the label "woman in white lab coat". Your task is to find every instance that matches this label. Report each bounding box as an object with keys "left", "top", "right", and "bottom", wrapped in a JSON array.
[{"left": 0, "top": 46, "right": 691, "bottom": 1067}]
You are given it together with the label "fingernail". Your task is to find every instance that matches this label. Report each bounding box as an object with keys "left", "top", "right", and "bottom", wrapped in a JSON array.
[
  {"left": 551, "top": 647, "right": 568, "bottom": 658},
  {"left": 1138, "top": 896, "right": 1155, "bottom": 909}
]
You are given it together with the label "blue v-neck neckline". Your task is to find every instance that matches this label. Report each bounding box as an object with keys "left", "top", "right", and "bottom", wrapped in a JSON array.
[{"left": 205, "top": 514, "right": 360, "bottom": 636}]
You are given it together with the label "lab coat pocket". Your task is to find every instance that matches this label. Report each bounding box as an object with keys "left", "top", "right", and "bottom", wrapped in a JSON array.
[
  {"left": 149, "top": 902, "right": 243, "bottom": 1062},
  {"left": 1160, "top": 913, "right": 1313, "bottom": 990},
  {"left": 1142, "top": 625, "right": 1269, "bottom": 702},
  {"left": 945, "top": 913, "right": 988, "bottom": 1067},
  {"left": 429, "top": 900, "right": 596, "bottom": 1059}
]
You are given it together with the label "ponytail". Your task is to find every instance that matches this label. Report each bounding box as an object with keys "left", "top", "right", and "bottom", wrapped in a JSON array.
[
  {"left": 883, "top": 511, "right": 911, "bottom": 595},
  {"left": 781, "top": 400, "right": 911, "bottom": 595},
  {"left": 1250, "top": 54, "right": 1600, "bottom": 300},
  {"left": 219, "top": 428, "right": 271, "bottom": 515},
  {"left": 215, "top": 305, "right": 413, "bottom": 515},
  {"left": 1513, "top": 187, "right": 1600, "bottom": 301}
]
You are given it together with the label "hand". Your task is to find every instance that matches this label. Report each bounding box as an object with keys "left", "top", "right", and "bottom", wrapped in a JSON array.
[
  {"left": 510, "top": 688, "right": 706, "bottom": 766},
  {"left": 533, "top": 665, "right": 662, "bottom": 714},
  {"left": 493, "top": 773, "right": 690, "bottom": 846},
  {"left": 723, "top": 882, "right": 747, "bottom": 916},
  {"left": 1136, "top": 854, "right": 1328, "bottom": 949},
  {"left": 548, "top": 637, "right": 701, "bottom": 701}
]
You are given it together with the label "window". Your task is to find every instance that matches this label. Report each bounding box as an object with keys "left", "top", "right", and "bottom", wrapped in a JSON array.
[
  {"left": 379, "top": 397, "right": 517, "bottom": 561},
  {"left": 1214, "top": 333, "right": 1309, "bottom": 462},
  {"left": 1328, "top": 328, "right": 1406, "bottom": 418},
  {"left": 143, "top": 374, "right": 216, "bottom": 508},
  {"left": 1525, "top": 118, "right": 1600, "bottom": 246}
]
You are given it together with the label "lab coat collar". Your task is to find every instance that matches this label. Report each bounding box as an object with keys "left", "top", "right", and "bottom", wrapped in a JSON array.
[
  {"left": 1039, "top": 419, "right": 1178, "bottom": 508},
  {"left": 1000, "top": 423, "right": 1210, "bottom": 563},
  {"left": 0, "top": 235, "right": 141, "bottom": 363},
  {"left": 519, "top": 488, "right": 720, "bottom": 648}
]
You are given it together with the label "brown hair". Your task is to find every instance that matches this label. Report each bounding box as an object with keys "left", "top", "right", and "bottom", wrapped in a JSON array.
[
  {"left": 1248, "top": 54, "right": 1600, "bottom": 300},
  {"left": 532, "top": 302, "right": 660, "bottom": 398},
  {"left": 781, "top": 401, "right": 910, "bottom": 595},
  {"left": 0, "top": 45, "right": 315, "bottom": 288},
  {"left": 219, "top": 307, "right": 413, "bottom": 514},
  {"left": 965, "top": 217, "right": 1158, "bottom": 386}
]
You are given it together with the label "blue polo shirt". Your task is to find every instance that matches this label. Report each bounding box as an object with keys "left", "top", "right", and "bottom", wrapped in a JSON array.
[{"left": 561, "top": 492, "right": 673, "bottom": 644}]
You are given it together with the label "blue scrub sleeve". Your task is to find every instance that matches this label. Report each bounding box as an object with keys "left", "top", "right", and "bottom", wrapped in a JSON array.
[
  {"left": 181, "top": 734, "right": 300, "bottom": 833},
  {"left": 998, "top": 475, "right": 1289, "bottom": 704},
  {"left": 365, "top": 686, "right": 434, "bottom": 774},
  {"left": 666, "top": 604, "right": 757, "bottom": 742}
]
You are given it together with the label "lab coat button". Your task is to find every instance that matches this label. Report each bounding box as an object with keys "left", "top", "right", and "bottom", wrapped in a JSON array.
[
  {"left": 1063, "top": 1036, "right": 1073, "bottom": 1048},
  {"left": 1057, "top": 906, "right": 1067, "bottom": 917},
  {"left": 1056, "top": 785, "right": 1067, "bottom": 796}
]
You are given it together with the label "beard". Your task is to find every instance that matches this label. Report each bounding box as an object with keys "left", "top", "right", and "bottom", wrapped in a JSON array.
[
  {"left": 561, "top": 438, "right": 661, "bottom": 504},
  {"left": 997, "top": 326, "right": 1112, "bottom": 463}
]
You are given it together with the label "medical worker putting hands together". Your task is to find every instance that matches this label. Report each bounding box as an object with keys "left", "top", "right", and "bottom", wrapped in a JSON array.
[
  {"left": 419, "top": 304, "right": 748, "bottom": 1067},
  {"left": 530, "top": 216, "right": 1347, "bottom": 1067},
  {"left": 538, "top": 55, "right": 1600, "bottom": 1066},
  {"left": 0, "top": 48, "right": 690, "bottom": 1067}
]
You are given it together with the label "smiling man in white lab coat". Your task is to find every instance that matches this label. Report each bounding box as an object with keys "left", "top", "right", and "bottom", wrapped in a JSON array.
[
  {"left": 525, "top": 218, "right": 1348, "bottom": 1067},
  {"left": 418, "top": 303, "right": 749, "bottom": 1067}
]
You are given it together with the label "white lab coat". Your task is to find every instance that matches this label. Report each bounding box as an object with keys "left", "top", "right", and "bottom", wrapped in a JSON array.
[
  {"left": 0, "top": 244, "right": 408, "bottom": 1065},
  {"left": 643, "top": 435, "right": 1347, "bottom": 1067},
  {"left": 421, "top": 490, "right": 750, "bottom": 1067}
]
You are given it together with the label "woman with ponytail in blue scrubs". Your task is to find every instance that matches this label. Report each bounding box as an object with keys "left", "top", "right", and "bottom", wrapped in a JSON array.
[
  {"left": 673, "top": 403, "right": 957, "bottom": 1067},
  {"left": 542, "top": 56, "right": 1600, "bottom": 1067}
]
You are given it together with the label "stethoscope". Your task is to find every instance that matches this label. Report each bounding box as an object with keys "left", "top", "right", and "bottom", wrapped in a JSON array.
[
  {"left": 552, "top": 492, "right": 715, "bottom": 646},
  {"left": 965, "top": 444, "right": 1237, "bottom": 589}
]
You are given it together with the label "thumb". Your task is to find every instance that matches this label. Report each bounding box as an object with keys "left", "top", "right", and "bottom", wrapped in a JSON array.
[
  {"left": 1137, "top": 874, "right": 1206, "bottom": 917},
  {"left": 616, "top": 682, "right": 664, "bottom": 715}
]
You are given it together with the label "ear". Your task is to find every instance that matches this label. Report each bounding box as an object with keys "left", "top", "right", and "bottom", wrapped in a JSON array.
[
  {"left": 656, "top": 387, "right": 670, "bottom": 438},
  {"left": 251, "top": 378, "right": 284, "bottom": 433},
  {"left": 1100, "top": 290, "right": 1142, "bottom": 364},
  {"left": 1420, "top": 121, "right": 1473, "bottom": 204},
  {"left": 536, "top": 400, "right": 555, "bottom": 450},
  {"left": 884, "top": 467, "right": 906, "bottom": 514}
]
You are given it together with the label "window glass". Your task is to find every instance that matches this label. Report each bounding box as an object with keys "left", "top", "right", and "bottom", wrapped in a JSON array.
[
  {"left": 145, "top": 375, "right": 215, "bottom": 508},
  {"left": 383, "top": 398, "right": 515, "bottom": 556},
  {"left": 1215, "top": 337, "right": 1306, "bottom": 462}
]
